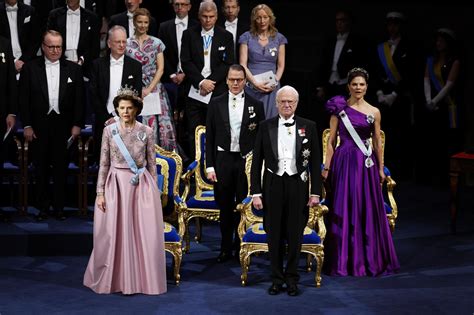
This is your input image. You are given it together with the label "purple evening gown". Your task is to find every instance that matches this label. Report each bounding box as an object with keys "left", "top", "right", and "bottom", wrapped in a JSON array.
[{"left": 324, "top": 96, "right": 400, "bottom": 276}]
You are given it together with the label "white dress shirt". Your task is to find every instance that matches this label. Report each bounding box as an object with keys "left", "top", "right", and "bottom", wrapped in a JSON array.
[
  {"left": 45, "top": 59, "right": 60, "bottom": 115},
  {"left": 175, "top": 15, "right": 188, "bottom": 72},
  {"left": 329, "top": 32, "right": 348, "bottom": 85},
  {"left": 200, "top": 28, "right": 213, "bottom": 79},
  {"left": 388, "top": 37, "right": 400, "bottom": 56},
  {"left": 65, "top": 7, "right": 81, "bottom": 62},
  {"left": 276, "top": 115, "right": 297, "bottom": 176},
  {"left": 107, "top": 55, "right": 125, "bottom": 115},
  {"left": 224, "top": 18, "right": 238, "bottom": 46},
  {"left": 228, "top": 91, "right": 245, "bottom": 152},
  {"left": 127, "top": 11, "right": 134, "bottom": 38},
  {"left": 5, "top": 3, "right": 22, "bottom": 60}
]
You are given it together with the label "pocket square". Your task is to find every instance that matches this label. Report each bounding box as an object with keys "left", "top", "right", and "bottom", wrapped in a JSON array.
[
  {"left": 218, "top": 46, "right": 225, "bottom": 51},
  {"left": 128, "top": 75, "right": 133, "bottom": 79},
  {"left": 217, "top": 146, "right": 225, "bottom": 151},
  {"left": 347, "top": 49, "right": 353, "bottom": 53},
  {"left": 302, "top": 138, "right": 308, "bottom": 144},
  {"left": 88, "top": 26, "right": 91, "bottom": 30},
  {"left": 24, "top": 16, "right": 31, "bottom": 23},
  {"left": 67, "top": 77, "right": 73, "bottom": 83}
]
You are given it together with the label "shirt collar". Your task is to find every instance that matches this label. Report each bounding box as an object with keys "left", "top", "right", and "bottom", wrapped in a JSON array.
[
  {"left": 45, "top": 58, "right": 60, "bottom": 66},
  {"left": 279, "top": 115, "right": 295, "bottom": 125},
  {"left": 201, "top": 28, "right": 214, "bottom": 37},
  {"left": 5, "top": 3, "right": 18, "bottom": 10},
  {"left": 336, "top": 32, "right": 349, "bottom": 40},
  {"left": 110, "top": 55, "right": 125, "bottom": 65},
  {"left": 229, "top": 90, "right": 244, "bottom": 99},
  {"left": 127, "top": 11, "right": 133, "bottom": 19},
  {"left": 175, "top": 15, "right": 188, "bottom": 25},
  {"left": 225, "top": 18, "right": 238, "bottom": 27}
]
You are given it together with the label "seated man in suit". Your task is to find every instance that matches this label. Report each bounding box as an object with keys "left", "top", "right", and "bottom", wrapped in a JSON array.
[
  {"left": 19, "top": 30, "right": 84, "bottom": 221},
  {"left": 108, "top": 0, "right": 157, "bottom": 37},
  {"left": 89, "top": 25, "right": 142, "bottom": 163},
  {"left": 180, "top": 1, "right": 234, "bottom": 158},
  {"left": 206, "top": 64, "right": 264, "bottom": 262},
  {"left": 251, "top": 86, "right": 322, "bottom": 296}
]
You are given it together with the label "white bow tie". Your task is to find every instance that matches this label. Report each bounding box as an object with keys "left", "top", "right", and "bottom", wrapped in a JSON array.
[
  {"left": 175, "top": 19, "right": 186, "bottom": 26},
  {"left": 45, "top": 60, "right": 59, "bottom": 67},
  {"left": 127, "top": 11, "right": 133, "bottom": 19},
  {"left": 201, "top": 30, "right": 214, "bottom": 37},
  {"left": 225, "top": 20, "right": 236, "bottom": 27},
  {"left": 67, "top": 9, "right": 80, "bottom": 16},
  {"left": 110, "top": 59, "right": 124, "bottom": 66},
  {"left": 5, "top": 5, "right": 18, "bottom": 12}
]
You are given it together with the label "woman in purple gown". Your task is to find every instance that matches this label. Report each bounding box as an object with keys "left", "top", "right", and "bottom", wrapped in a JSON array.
[
  {"left": 84, "top": 90, "right": 167, "bottom": 295},
  {"left": 239, "top": 4, "right": 287, "bottom": 119},
  {"left": 322, "top": 68, "right": 399, "bottom": 276}
]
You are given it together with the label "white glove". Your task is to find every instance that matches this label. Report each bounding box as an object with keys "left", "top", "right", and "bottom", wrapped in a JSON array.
[{"left": 384, "top": 92, "right": 397, "bottom": 107}]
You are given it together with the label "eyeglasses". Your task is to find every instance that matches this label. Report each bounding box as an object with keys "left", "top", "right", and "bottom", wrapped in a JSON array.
[
  {"left": 173, "top": 3, "right": 190, "bottom": 8},
  {"left": 278, "top": 100, "right": 296, "bottom": 105},
  {"left": 43, "top": 43, "right": 62, "bottom": 51},
  {"left": 228, "top": 78, "right": 245, "bottom": 84}
]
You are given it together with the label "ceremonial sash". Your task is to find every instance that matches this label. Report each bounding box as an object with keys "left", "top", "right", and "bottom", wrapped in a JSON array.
[
  {"left": 377, "top": 42, "right": 401, "bottom": 84},
  {"left": 427, "top": 56, "right": 457, "bottom": 128},
  {"left": 110, "top": 123, "right": 145, "bottom": 185},
  {"left": 338, "top": 110, "right": 374, "bottom": 168}
]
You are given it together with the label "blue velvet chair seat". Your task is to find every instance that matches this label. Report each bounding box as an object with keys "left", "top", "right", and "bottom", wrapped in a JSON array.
[
  {"left": 186, "top": 190, "right": 218, "bottom": 209},
  {"left": 164, "top": 222, "right": 181, "bottom": 243},
  {"left": 242, "top": 223, "right": 321, "bottom": 245}
]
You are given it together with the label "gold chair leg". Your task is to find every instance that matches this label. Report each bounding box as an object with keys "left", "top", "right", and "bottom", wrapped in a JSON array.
[
  {"left": 172, "top": 247, "right": 182, "bottom": 286},
  {"left": 306, "top": 253, "right": 313, "bottom": 272},
  {"left": 194, "top": 217, "right": 202, "bottom": 242},
  {"left": 315, "top": 251, "right": 324, "bottom": 287},
  {"left": 240, "top": 252, "right": 249, "bottom": 286}
]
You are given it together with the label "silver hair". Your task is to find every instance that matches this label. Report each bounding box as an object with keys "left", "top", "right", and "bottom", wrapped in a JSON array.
[
  {"left": 108, "top": 25, "right": 127, "bottom": 40},
  {"left": 199, "top": 1, "right": 217, "bottom": 15},
  {"left": 276, "top": 85, "right": 299, "bottom": 102}
]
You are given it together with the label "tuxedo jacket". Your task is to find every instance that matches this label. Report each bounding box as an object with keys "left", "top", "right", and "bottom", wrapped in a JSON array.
[
  {"left": 0, "top": 36, "right": 17, "bottom": 128},
  {"left": 205, "top": 92, "right": 265, "bottom": 169},
  {"left": 89, "top": 54, "right": 142, "bottom": 125},
  {"left": 47, "top": 6, "right": 100, "bottom": 70},
  {"left": 0, "top": 1, "right": 39, "bottom": 62},
  {"left": 218, "top": 17, "right": 248, "bottom": 64},
  {"left": 318, "top": 31, "right": 367, "bottom": 87},
  {"left": 180, "top": 24, "right": 235, "bottom": 97},
  {"left": 18, "top": 57, "right": 84, "bottom": 130},
  {"left": 108, "top": 11, "right": 158, "bottom": 37},
  {"left": 157, "top": 17, "right": 199, "bottom": 83},
  {"left": 250, "top": 115, "right": 322, "bottom": 196}
]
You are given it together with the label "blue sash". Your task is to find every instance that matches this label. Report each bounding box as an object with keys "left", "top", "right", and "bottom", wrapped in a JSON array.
[{"left": 110, "top": 123, "right": 145, "bottom": 185}]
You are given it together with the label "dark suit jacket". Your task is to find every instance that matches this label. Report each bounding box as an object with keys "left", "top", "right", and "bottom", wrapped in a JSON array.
[
  {"left": 19, "top": 57, "right": 84, "bottom": 130},
  {"left": 89, "top": 54, "right": 142, "bottom": 126},
  {"left": 180, "top": 25, "right": 234, "bottom": 97},
  {"left": 108, "top": 10, "right": 158, "bottom": 37},
  {"left": 47, "top": 6, "right": 100, "bottom": 71},
  {"left": 0, "top": 36, "right": 17, "bottom": 129},
  {"left": 0, "top": 1, "right": 39, "bottom": 62},
  {"left": 250, "top": 115, "right": 322, "bottom": 196},
  {"left": 206, "top": 92, "right": 265, "bottom": 169},
  {"left": 317, "top": 31, "right": 367, "bottom": 88},
  {"left": 157, "top": 17, "right": 199, "bottom": 83},
  {"left": 218, "top": 17, "right": 248, "bottom": 64}
]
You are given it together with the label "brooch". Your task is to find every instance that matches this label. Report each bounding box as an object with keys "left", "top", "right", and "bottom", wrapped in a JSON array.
[
  {"left": 248, "top": 122, "right": 257, "bottom": 131},
  {"left": 137, "top": 131, "right": 147, "bottom": 142},
  {"left": 302, "top": 160, "right": 308, "bottom": 167},
  {"left": 302, "top": 148, "right": 311, "bottom": 158},
  {"left": 248, "top": 106, "right": 254, "bottom": 114},
  {"left": 0, "top": 52, "right": 5, "bottom": 63},
  {"left": 366, "top": 114, "right": 375, "bottom": 124},
  {"left": 269, "top": 47, "right": 277, "bottom": 57}
]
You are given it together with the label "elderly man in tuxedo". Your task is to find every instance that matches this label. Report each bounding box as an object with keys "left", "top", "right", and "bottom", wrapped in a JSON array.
[
  {"left": 47, "top": 0, "right": 100, "bottom": 76},
  {"left": 0, "top": 36, "right": 18, "bottom": 221},
  {"left": 206, "top": 64, "right": 264, "bottom": 262},
  {"left": 19, "top": 30, "right": 84, "bottom": 221},
  {"left": 0, "top": 0, "right": 39, "bottom": 74},
  {"left": 251, "top": 85, "right": 322, "bottom": 296},
  {"left": 89, "top": 25, "right": 142, "bottom": 163},
  {"left": 108, "top": 0, "right": 157, "bottom": 37},
  {"left": 180, "top": 1, "right": 234, "bottom": 158}
]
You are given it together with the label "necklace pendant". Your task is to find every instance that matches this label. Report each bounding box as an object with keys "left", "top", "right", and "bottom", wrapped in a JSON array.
[{"left": 204, "top": 50, "right": 209, "bottom": 56}]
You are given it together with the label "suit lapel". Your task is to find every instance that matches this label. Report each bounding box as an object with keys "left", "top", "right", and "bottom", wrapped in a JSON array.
[
  {"left": 239, "top": 97, "right": 250, "bottom": 140},
  {"left": 37, "top": 60, "right": 49, "bottom": 103},
  {"left": 268, "top": 116, "right": 279, "bottom": 160},
  {"left": 220, "top": 94, "right": 230, "bottom": 133},
  {"left": 78, "top": 8, "right": 87, "bottom": 49},
  {"left": 295, "top": 116, "right": 303, "bottom": 160},
  {"left": 16, "top": 5, "right": 25, "bottom": 38},
  {"left": 102, "top": 57, "right": 110, "bottom": 98},
  {"left": 58, "top": 61, "right": 68, "bottom": 107},
  {"left": 170, "top": 22, "right": 178, "bottom": 53}
]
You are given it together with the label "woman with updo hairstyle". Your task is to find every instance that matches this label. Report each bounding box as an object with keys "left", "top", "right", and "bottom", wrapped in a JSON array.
[
  {"left": 84, "top": 88, "right": 167, "bottom": 295},
  {"left": 323, "top": 67, "right": 400, "bottom": 277}
]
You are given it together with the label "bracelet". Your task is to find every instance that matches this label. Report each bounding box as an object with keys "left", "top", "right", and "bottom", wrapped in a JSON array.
[{"left": 97, "top": 192, "right": 104, "bottom": 196}]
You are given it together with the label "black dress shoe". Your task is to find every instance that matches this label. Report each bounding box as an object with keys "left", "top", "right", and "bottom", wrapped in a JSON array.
[
  {"left": 287, "top": 284, "right": 299, "bottom": 296},
  {"left": 216, "top": 251, "right": 232, "bottom": 263},
  {"left": 268, "top": 283, "right": 283, "bottom": 295}
]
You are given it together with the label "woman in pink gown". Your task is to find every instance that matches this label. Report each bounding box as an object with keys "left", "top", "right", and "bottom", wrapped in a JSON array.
[{"left": 83, "top": 90, "right": 167, "bottom": 295}]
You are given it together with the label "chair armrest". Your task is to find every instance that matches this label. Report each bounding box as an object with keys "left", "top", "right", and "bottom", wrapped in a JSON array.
[
  {"left": 180, "top": 160, "right": 198, "bottom": 200},
  {"left": 173, "top": 195, "right": 187, "bottom": 238},
  {"left": 308, "top": 204, "right": 329, "bottom": 242},
  {"left": 383, "top": 166, "right": 398, "bottom": 230}
]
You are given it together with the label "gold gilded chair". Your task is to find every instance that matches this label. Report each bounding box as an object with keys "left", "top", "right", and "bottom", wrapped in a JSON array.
[
  {"left": 321, "top": 128, "right": 398, "bottom": 231},
  {"left": 236, "top": 153, "right": 329, "bottom": 287},
  {"left": 155, "top": 145, "right": 186, "bottom": 285},
  {"left": 180, "top": 125, "right": 220, "bottom": 252}
]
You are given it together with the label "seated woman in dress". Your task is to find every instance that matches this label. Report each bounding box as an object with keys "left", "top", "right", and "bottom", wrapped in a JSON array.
[
  {"left": 239, "top": 4, "right": 287, "bottom": 119},
  {"left": 126, "top": 8, "right": 177, "bottom": 151},
  {"left": 322, "top": 67, "right": 399, "bottom": 276},
  {"left": 83, "top": 88, "right": 167, "bottom": 295}
]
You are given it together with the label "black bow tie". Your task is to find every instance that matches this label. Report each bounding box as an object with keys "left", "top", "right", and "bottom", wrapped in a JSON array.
[{"left": 283, "top": 121, "right": 295, "bottom": 127}]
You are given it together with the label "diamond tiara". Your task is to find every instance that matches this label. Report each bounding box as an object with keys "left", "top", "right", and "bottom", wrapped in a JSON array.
[{"left": 116, "top": 85, "right": 139, "bottom": 98}]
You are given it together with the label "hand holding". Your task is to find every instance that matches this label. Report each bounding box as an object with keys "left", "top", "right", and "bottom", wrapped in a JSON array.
[
  {"left": 23, "top": 127, "right": 36, "bottom": 142},
  {"left": 252, "top": 196, "right": 263, "bottom": 210},
  {"left": 71, "top": 126, "right": 81, "bottom": 138},
  {"left": 307, "top": 195, "right": 320, "bottom": 207},
  {"left": 206, "top": 171, "right": 217, "bottom": 183},
  {"left": 6, "top": 114, "right": 15, "bottom": 130},
  {"left": 96, "top": 195, "right": 106, "bottom": 212}
]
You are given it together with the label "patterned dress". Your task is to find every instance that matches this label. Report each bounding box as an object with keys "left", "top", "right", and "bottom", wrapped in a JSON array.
[
  {"left": 83, "top": 121, "right": 167, "bottom": 295},
  {"left": 126, "top": 36, "right": 177, "bottom": 151},
  {"left": 239, "top": 31, "right": 287, "bottom": 119}
]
